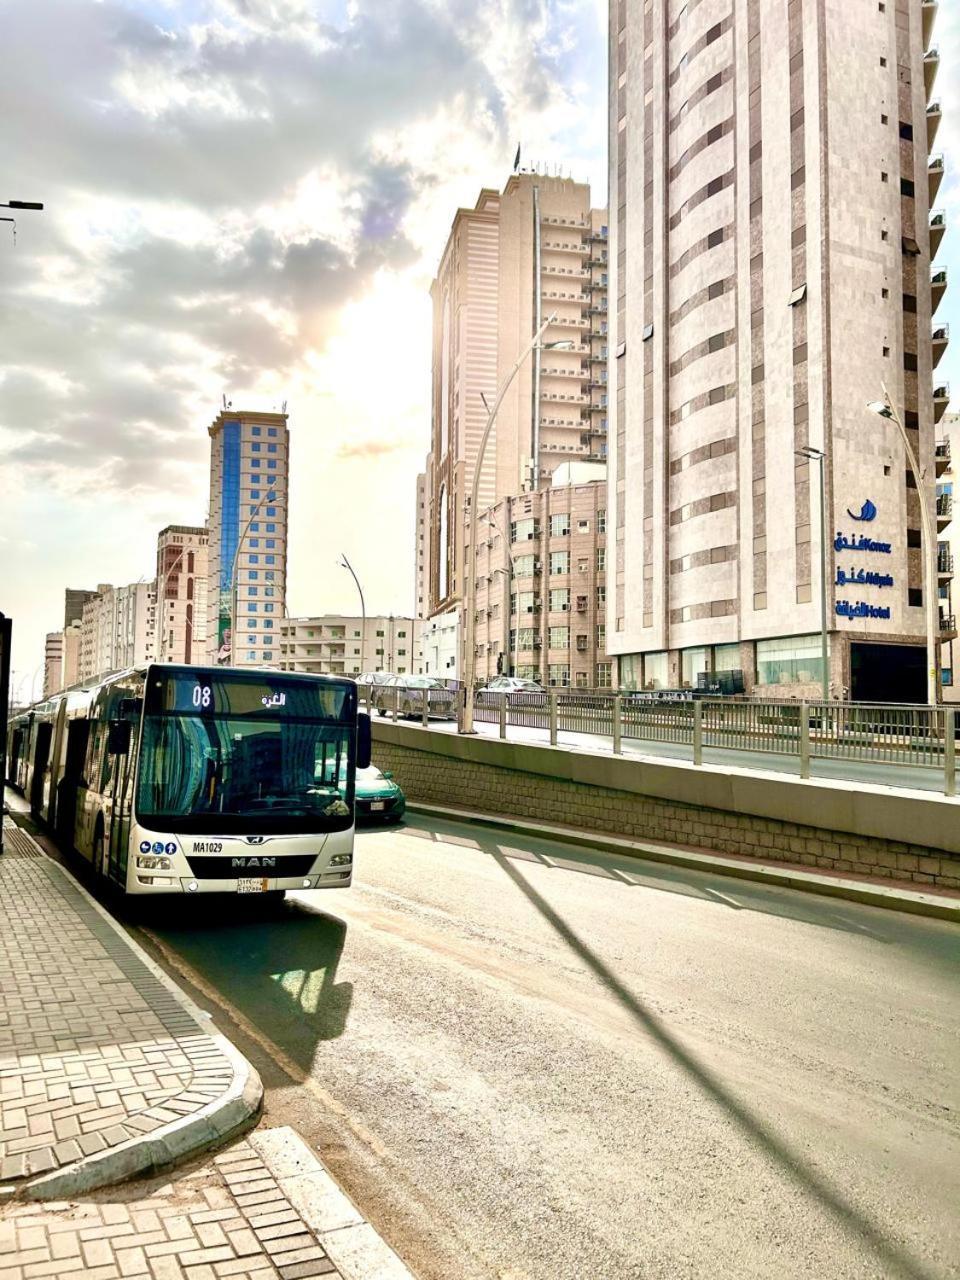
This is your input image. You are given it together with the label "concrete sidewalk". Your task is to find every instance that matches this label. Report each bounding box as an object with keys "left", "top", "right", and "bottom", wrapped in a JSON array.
[
  {"left": 0, "top": 1127, "right": 412, "bottom": 1280},
  {"left": 0, "top": 819, "right": 261, "bottom": 1200}
]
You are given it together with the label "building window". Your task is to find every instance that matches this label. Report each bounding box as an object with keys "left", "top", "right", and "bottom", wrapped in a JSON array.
[
  {"left": 549, "top": 626, "right": 570, "bottom": 648},
  {"left": 549, "top": 588, "right": 570, "bottom": 612},
  {"left": 251, "top": 459, "right": 261, "bottom": 469},
  {"left": 511, "top": 518, "right": 537, "bottom": 543},
  {"left": 597, "top": 509, "right": 606, "bottom": 533},
  {"left": 548, "top": 664, "right": 570, "bottom": 687},
  {"left": 550, "top": 551, "right": 570, "bottom": 575},
  {"left": 268, "top": 428, "right": 278, "bottom": 437},
  {"left": 597, "top": 585, "right": 606, "bottom": 606},
  {"left": 596, "top": 662, "right": 612, "bottom": 688},
  {"left": 756, "top": 634, "right": 826, "bottom": 686},
  {"left": 597, "top": 547, "right": 606, "bottom": 571},
  {"left": 268, "top": 443, "right": 277, "bottom": 453},
  {"left": 550, "top": 514, "right": 570, "bottom": 537}
]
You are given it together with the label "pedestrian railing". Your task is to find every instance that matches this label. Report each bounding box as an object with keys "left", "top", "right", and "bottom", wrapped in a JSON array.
[{"left": 358, "top": 681, "right": 959, "bottom": 795}]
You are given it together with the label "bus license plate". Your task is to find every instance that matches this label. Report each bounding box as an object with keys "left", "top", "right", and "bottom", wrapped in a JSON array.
[
  {"left": 237, "top": 877, "right": 268, "bottom": 894},
  {"left": 371, "top": 802, "right": 385, "bottom": 811}
]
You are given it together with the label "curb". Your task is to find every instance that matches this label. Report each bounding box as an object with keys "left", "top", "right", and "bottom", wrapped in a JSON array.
[
  {"left": 249, "top": 1127, "right": 414, "bottom": 1280},
  {"left": 407, "top": 802, "right": 960, "bottom": 925},
  {"left": 10, "top": 829, "right": 264, "bottom": 1201}
]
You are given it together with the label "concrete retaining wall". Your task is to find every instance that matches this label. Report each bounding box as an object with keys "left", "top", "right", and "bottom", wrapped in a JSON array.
[{"left": 371, "top": 722, "right": 960, "bottom": 889}]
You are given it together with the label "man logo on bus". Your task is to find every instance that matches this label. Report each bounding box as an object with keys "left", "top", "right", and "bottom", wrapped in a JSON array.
[{"left": 231, "top": 856, "right": 277, "bottom": 869}]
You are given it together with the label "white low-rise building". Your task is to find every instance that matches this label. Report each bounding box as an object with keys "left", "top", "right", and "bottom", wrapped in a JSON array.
[{"left": 278, "top": 616, "right": 422, "bottom": 678}]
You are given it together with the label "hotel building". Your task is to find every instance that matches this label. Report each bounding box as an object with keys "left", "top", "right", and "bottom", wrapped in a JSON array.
[
  {"left": 278, "top": 616, "right": 423, "bottom": 677},
  {"left": 421, "top": 172, "right": 611, "bottom": 683},
  {"left": 205, "top": 409, "right": 289, "bottom": 667},
  {"left": 607, "top": 0, "right": 946, "bottom": 701}
]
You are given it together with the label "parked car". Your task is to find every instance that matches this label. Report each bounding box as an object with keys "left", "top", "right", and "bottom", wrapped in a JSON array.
[
  {"left": 479, "top": 676, "right": 543, "bottom": 694},
  {"left": 372, "top": 674, "right": 458, "bottom": 720},
  {"left": 354, "top": 765, "right": 406, "bottom": 823}
]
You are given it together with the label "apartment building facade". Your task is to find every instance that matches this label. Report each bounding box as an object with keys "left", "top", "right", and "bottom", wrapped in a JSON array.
[
  {"left": 607, "top": 0, "right": 946, "bottom": 701},
  {"left": 156, "top": 524, "right": 209, "bottom": 665},
  {"left": 78, "top": 581, "right": 157, "bottom": 682},
  {"left": 937, "top": 412, "right": 958, "bottom": 698},
  {"left": 278, "top": 616, "right": 423, "bottom": 677},
  {"left": 43, "top": 632, "right": 62, "bottom": 699},
  {"left": 206, "top": 409, "right": 289, "bottom": 667},
  {"left": 472, "top": 464, "right": 609, "bottom": 687},
  {"left": 422, "top": 174, "right": 609, "bottom": 625}
]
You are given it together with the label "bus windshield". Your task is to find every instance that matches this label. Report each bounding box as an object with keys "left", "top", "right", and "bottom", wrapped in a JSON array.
[{"left": 134, "top": 671, "right": 357, "bottom": 835}]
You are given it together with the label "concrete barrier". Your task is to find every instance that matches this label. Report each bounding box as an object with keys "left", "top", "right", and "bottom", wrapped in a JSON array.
[{"left": 371, "top": 721, "right": 960, "bottom": 890}]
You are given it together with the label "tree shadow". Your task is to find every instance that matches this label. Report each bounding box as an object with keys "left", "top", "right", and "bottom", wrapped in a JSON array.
[{"left": 487, "top": 843, "right": 941, "bottom": 1280}]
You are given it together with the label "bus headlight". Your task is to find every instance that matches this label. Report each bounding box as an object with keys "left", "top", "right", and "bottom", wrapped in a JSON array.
[
  {"left": 328, "top": 853, "right": 352, "bottom": 867},
  {"left": 137, "top": 856, "right": 172, "bottom": 870}
]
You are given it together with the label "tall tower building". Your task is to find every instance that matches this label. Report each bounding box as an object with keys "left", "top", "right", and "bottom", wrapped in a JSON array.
[
  {"left": 156, "top": 525, "right": 209, "bottom": 665},
  {"left": 608, "top": 0, "right": 946, "bottom": 701},
  {"left": 424, "top": 173, "right": 609, "bottom": 620},
  {"left": 206, "top": 409, "right": 289, "bottom": 667}
]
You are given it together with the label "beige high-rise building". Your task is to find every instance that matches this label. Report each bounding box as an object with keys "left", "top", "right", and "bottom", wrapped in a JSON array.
[
  {"left": 62, "top": 621, "right": 81, "bottom": 689},
  {"left": 205, "top": 409, "right": 289, "bottom": 667},
  {"left": 936, "top": 412, "right": 958, "bottom": 699},
  {"left": 43, "top": 632, "right": 62, "bottom": 698},
  {"left": 78, "top": 581, "right": 157, "bottom": 681},
  {"left": 415, "top": 471, "right": 429, "bottom": 621},
  {"left": 156, "top": 525, "right": 209, "bottom": 665},
  {"left": 422, "top": 173, "right": 609, "bottom": 672},
  {"left": 473, "top": 463, "right": 609, "bottom": 687},
  {"left": 607, "top": 0, "right": 946, "bottom": 701}
]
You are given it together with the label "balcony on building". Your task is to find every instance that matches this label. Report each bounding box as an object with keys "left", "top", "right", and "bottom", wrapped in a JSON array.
[
  {"left": 541, "top": 261, "right": 590, "bottom": 280},
  {"left": 936, "top": 492, "right": 952, "bottom": 528},
  {"left": 939, "top": 612, "right": 956, "bottom": 640},
  {"left": 933, "top": 323, "right": 949, "bottom": 368},
  {"left": 933, "top": 383, "right": 950, "bottom": 424},
  {"left": 922, "top": 0, "right": 938, "bottom": 52},
  {"left": 935, "top": 437, "right": 951, "bottom": 475},
  {"left": 542, "top": 238, "right": 591, "bottom": 256},
  {"left": 924, "top": 46, "right": 939, "bottom": 100},
  {"left": 932, "top": 267, "right": 947, "bottom": 313},
  {"left": 928, "top": 153, "right": 944, "bottom": 203},
  {"left": 930, "top": 209, "right": 945, "bottom": 256},
  {"left": 927, "top": 100, "right": 942, "bottom": 149},
  {"left": 937, "top": 542, "right": 953, "bottom": 576}
]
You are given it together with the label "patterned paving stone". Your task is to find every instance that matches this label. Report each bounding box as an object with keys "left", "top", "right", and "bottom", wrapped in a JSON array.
[
  {"left": 0, "top": 823, "right": 233, "bottom": 1188},
  {"left": 0, "top": 1139, "right": 343, "bottom": 1280}
]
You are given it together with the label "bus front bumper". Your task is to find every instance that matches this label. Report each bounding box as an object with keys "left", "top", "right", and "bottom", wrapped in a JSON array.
[{"left": 130, "top": 871, "right": 353, "bottom": 893}]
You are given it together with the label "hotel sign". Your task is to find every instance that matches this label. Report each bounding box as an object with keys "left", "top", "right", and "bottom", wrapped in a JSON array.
[{"left": 834, "top": 503, "right": 892, "bottom": 621}]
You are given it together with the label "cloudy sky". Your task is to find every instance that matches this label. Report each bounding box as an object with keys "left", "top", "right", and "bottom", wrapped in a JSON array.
[{"left": 1, "top": 0, "right": 958, "bottom": 696}]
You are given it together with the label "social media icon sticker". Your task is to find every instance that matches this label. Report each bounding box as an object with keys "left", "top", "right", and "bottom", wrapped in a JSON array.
[{"left": 139, "top": 841, "right": 151, "bottom": 854}]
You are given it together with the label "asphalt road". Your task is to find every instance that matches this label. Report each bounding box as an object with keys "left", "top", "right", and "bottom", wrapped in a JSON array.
[{"left": 119, "top": 810, "right": 960, "bottom": 1280}]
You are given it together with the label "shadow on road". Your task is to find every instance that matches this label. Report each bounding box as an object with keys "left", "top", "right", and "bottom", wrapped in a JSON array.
[
  {"left": 400, "top": 813, "right": 897, "bottom": 944},
  {"left": 487, "top": 843, "right": 940, "bottom": 1280},
  {"left": 138, "top": 895, "right": 353, "bottom": 1075}
]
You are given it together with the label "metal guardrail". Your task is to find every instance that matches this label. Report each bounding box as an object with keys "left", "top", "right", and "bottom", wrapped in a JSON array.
[{"left": 358, "top": 682, "right": 960, "bottom": 795}]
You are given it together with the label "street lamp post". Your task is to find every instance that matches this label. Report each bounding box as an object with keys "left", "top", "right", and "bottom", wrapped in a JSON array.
[
  {"left": 230, "top": 489, "right": 276, "bottom": 667},
  {"left": 340, "top": 554, "right": 366, "bottom": 680},
  {"left": 1, "top": 200, "right": 44, "bottom": 242},
  {"left": 796, "top": 446, "right": 830, "bottom": 701},
  {"left": 868, "top": 383, "right": 939, "bottom": 704},
  {"left": 460, "top": 314, "right": 573, "bottom": 733}
]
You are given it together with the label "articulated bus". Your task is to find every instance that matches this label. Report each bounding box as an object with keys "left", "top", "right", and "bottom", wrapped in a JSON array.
[{"left": 6, "top": 664, "right": 372, "bottom": 899}]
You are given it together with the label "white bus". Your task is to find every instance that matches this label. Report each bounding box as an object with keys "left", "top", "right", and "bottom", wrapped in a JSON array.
[{"left": 6, "top": 664, "right": 372, "bottom": 899}]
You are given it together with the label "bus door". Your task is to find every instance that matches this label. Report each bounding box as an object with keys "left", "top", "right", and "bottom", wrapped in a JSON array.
[
  {"left": 30, "top": 722, "right": 52, "bottom": 815},
  {"left": 106, "top": 702, "right": 140, "bottom": 885},
  {"left": 56, "top": 719, "right": 90, "bottom": 853}
]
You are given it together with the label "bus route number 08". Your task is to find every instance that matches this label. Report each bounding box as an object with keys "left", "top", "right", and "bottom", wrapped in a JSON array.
[{"left": 192, "top": 684, "right": 213, "bottom": 709}]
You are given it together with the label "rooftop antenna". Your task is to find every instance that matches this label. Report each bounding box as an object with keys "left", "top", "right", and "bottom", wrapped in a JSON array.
[
  {"left": 281, "top": 399, "right": 287, "bottom": 414},
  {"left": 222, "top": 393, "right": 227, "bottom": 409}
]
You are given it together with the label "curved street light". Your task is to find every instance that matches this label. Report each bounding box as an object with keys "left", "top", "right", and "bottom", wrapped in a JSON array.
[
  {"left": 340, "top": 554, "right": 366, "bottom": 682},
  {"left": 867, "top": 383, "right": 939, "bottom": 704},
  {"left": 460, "top": 314, "right": 575, "bottom": 732}
]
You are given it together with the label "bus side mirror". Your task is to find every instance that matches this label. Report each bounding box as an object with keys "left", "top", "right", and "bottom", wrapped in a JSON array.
[
  {"left": 107, "top": 720, "right": 132, "bottom": 756},
  {"left": 357, "top": 713, "right": 372, "bottom": 769}
]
